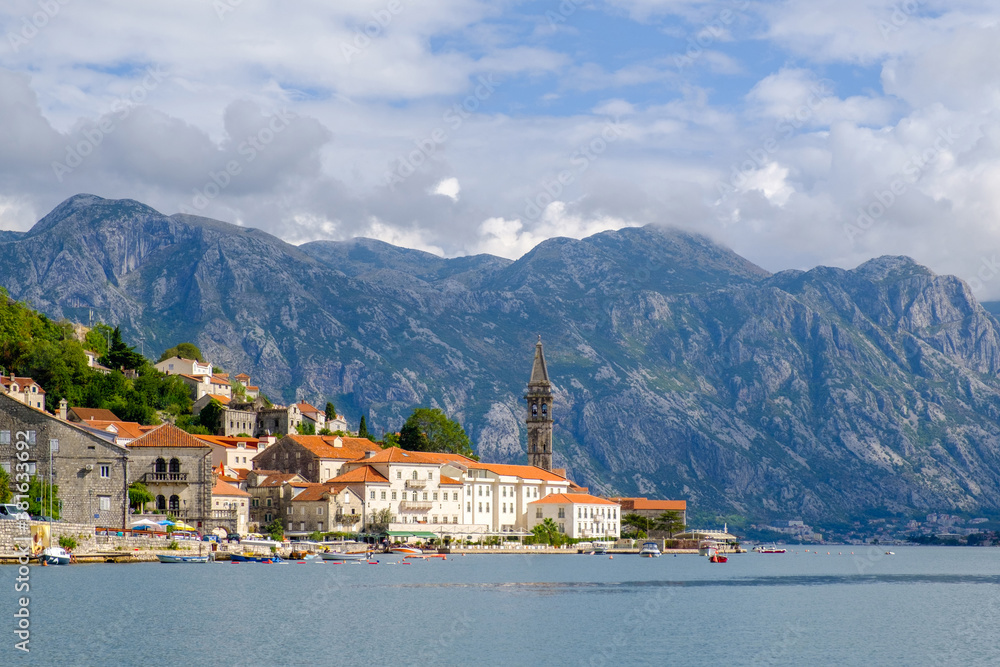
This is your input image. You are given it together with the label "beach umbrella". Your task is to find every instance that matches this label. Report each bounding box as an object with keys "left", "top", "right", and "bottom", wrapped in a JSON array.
[
  {"left": 130, "top": 519, "right": 160, "bottom": 529},
  {"left": 173, "top": 522, "right": 196, "bottom": 531},
  {"left": 157, "top": 519, "right": 176, "bottom": 526}
]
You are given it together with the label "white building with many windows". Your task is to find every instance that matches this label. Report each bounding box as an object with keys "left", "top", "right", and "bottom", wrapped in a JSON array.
[{"left": 528, "top": 493, "right": 621, "bottom": 539}]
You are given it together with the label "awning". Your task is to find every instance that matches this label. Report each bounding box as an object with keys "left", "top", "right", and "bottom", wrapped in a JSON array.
[{"left": 385, "top": 530, "right": 438, "bottom": 538}]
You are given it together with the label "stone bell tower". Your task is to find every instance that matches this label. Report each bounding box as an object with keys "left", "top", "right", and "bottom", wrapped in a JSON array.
[{"left": 525, "top": 335, "right": 553, "bottom": 471}]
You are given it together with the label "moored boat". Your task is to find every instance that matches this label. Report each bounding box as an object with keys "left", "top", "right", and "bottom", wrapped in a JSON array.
[
  {"left": 40, "top": 546, "right": 71, "bottom": 565},
  {"left": 231, "top": 553, "right": 285, "bottom": 563},
  {"left": 391, "top": 546, "right": 424, "bottom": 556},
  {"left": 752, "top": 544, "right": 786, "bottom": 554},
  {"left": 157, "top": 554, "right": 209, "bottom": 563},
  {"left": 638, "top": 542, "right": 661, "bottom": 557}
]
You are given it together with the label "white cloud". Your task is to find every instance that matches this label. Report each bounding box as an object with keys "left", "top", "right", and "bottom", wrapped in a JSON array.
[{"left": 431, "top": 177, "right": 461, "bottom": 201}]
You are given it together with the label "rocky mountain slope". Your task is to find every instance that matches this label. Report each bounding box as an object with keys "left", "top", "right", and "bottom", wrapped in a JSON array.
[{"left": 5, "top": 194, "right": 1000, "bottom": 522}]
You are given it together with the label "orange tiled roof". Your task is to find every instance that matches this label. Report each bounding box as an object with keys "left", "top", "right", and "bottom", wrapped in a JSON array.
[
  {"left": 296, "top": 401, "right": 323, "bottom": 415},
  {"left": 212, "top": 478, "right": 250, "bottom": 497},
  {"left": 70, "top": 407, "right": 121, "bottom": 421},
  {"left": 286, "top": 435, "right": 381, "bottom": 461},
  {"left": 0, "top": 376, "right": 45, "bottom": 392},
  {"left": 610, "top": 497, "right": 687, "bottom": 511},
  {"left": 439, "top": 475, "right": 463, "bottom": 486},
  {"left": 203, "top": 394, "right": 231, "bottom": 405},
  {"left": 359, "top": 448, "right": 443, "bottom": 465},
  {"left": 235, "top": 373, "right": 250, "bottom": 381},
  {"left": 128, "top": 423, "right": 213, "bottom": 448},
  {"left": 230, "top": 468, "right": 251, "bottom": 480},
  {"left": 256, "top": 473, "right": 307, "bottom": 487},
  {"left": 86, "top": 420, "right": 146, "bottom": 440},
  {"left": 467, "top": 462, "right": 568, "bottom": 482},
  {"left": 328, "top": 466, "right": 390, "bottom": 484},
  {"left": 210, "top": 375, "right": 231, "bottom": 386},
  {"left": 530, "top": 493, "right": 619, "bottom": 506},
  {"left": 291, "top": 483, "right": 339, "bottom": 502},
  {"left": 195, "top": 435, "right": 258, "bottom": 449},
  {"left": 414, "top": 451, "right": 479, "bottom": 466}
]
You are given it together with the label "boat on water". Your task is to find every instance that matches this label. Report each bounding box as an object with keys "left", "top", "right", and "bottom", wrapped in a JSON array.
[
  {"left": 320, "top": 550, "right": 371, "bottom": 562},
  {"left": 587, "top": 546, "right": 608, "bottom": 555},
  {"left": 391, "top": 546, "right": 424, "bottom": 556},
  {"left": 639, "top": 542, "right": 661, "bottom": 557},
  {"left": 40, "top": 546, "right": 71, "bottom": 565},
  {"left": 157, "top": 554, "right": 209, "bottom": 563},
  {"left": 230, "top": 553, "right": 286, "bottom": 563},
  {"left": 708, "top": 553, "right": 728, "bottom": 563},
  {"left": 752, "top": 544, "right": 786, "bottom": 554}
]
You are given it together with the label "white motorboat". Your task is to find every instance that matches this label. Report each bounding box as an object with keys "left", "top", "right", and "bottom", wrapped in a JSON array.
[
  {"left": 752, "top": 544, "right": 787, "bottom": 554},
  {"left": 391, "top": 546, "right": 424, "bottom": 556},
  {"left": 639, "top": 542, "right": 661, "bottom": 557},
  {"left": 41, "top": 546, "right": 71, "bottom": 565}
]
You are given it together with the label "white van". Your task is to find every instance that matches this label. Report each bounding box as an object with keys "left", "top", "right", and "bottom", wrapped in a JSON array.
[{"left": 0, "top": 504, "right": 30, "bottom": 521}]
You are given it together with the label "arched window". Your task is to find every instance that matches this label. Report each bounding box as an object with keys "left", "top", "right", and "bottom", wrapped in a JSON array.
[
  {"left": 532, "top": 404, "right": 538, "bottom": 416},
  {"left": 154, "top": 458, "right": 166, "bottom": 473},
  {"left": 168, "top": 495, "right": 180, "bottom": 511},
  {"left": 541, "top": 404, "right": 547, "bottom": 416},
  {"left": 169, "top": 458, "right": 180, "bottom": 473},
  {"left": 412, "top": 471, "right": 418, "bottom": 480},
  {"left": 156, "top": 495, "right": 166, "bottom": 510}
]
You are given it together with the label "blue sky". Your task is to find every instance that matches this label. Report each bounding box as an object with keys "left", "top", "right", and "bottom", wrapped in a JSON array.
[{"left": 1, "top": 0, "right": 999, "bottom": 295}]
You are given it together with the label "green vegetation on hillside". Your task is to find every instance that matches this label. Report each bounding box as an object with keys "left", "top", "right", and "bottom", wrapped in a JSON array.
[
  {"left": 0, "top": 290, "right": 191, "bottom": 425},
  {"left": 396, "top": 407, "right": 477, "bottom": 458}
]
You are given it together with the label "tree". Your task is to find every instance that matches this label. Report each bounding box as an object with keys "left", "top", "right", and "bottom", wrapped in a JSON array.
[
  {"left": 325, "top": 402, "right": 337, "bottom": 420},
  {"left": 381, "top": 432, "right": 400, "bottom": 448},
  {"left": 197, "top": 398, "right": 225, "bottom": 434},
  {"left": 84, "top": 323, "right": 114, "bottom": 357},
  {"left": 128, "top": 481, "right": 154, "bottom": 514},
  {"left": 27, "top": 476, "right": 59, "bottom": 519},
  {"left": 0, "top": 466, "right": 11, "bottom": 503},
  {"left": 264, "top": 518, "right": 284, "bottom": 541},
  {"left": 104, "top": 326, "right": 145, "bottom": 370},
  {"left": 296, "top": 422, "right": 316, "bottom": 435},
  {"left": 622, "top": 513, "right": 649, "bottom": 537},
  {"left": 358, "top": 415, "right": 373, "bottom": 440},
  {"left": 652, "top": 510, "right": 686, "bottom": 537},
  {"left": 397, "top": 408, "right": 475, "bottom": 458},
  {"left": 157, "top": 342, "right": 204, "bottom": 362},
  {"left": 532, "top": 518, "right": 560, "bottom": 545},
  {"left": 368, "top": 508, "right": 393, "bottom": 532}
]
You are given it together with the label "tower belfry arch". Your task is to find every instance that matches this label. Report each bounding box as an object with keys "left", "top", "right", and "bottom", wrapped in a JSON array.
[{"left": 525, "top": 335, "right": 553, "bottom": 471}]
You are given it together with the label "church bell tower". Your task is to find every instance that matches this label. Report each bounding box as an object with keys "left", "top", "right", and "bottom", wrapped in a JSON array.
[{"left": 525, "top": 335, "right": 553, "bottom": 471}]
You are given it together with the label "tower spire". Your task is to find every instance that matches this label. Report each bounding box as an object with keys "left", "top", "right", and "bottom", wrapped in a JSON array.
[{"left": 525, "top": 336, "right": 553, "bottom": 471}]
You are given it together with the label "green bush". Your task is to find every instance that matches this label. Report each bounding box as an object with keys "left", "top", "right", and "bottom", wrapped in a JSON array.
[{"left": 58, "top": 535, "right": 77, "bottom": 550}]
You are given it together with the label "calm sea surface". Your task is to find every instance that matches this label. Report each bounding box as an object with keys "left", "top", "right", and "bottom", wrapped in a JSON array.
[{"left": 5, "top": 546, "right": 1000, "bottom": 666}]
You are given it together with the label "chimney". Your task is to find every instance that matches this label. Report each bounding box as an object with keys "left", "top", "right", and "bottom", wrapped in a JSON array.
[{"left": 58, "top": 399, "right": 68, "bottom": 421}]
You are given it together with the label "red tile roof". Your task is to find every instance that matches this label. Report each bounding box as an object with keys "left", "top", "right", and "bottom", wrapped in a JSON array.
[
  {"left": 418, "top": 452, "right": 480, "bottom": 465},
  {"left": 467, "top": 462, "right": 568, "bottom": 482},
  {"left": 195, "top": 435, "right": 259, "bottom": 449},
  {"left": 212, "top": 478, "right": 250, "bottom": 497},
  {"left": 296, "top": 401, "right": 323, "bottom": 415},
  {"left": 328, "top": 466, "right": 390, "bottom": 484},
  {"left": 128, "top": 423, "right": 213, "bottom": 448},
  {"left": 70, "top": 407, "right": 121, "bottom": 422},
  {"left": 86, "top": 420, "right": 147, "bottom": 440},
  {"left": 530, "top": 493, "right": 619, "bottom": 506},
  {"left": 285, "top": 435, "right": 381, "bottom": 461},
  {"left": 257, "top": 473, "right": 308, "bottom": 488},
  {"left": 0, "top": 376, "right": 45, "bottom": 392},
  {"left": 439, "top": 475, "right": 463, "bottom": 486},
  {"left": 610, "top": 497, "right": 687, "bottom": 512},
  {"left": 360, "top": 448, "right": 443, "bottom": 465},
  {"left": 291, "top": 483, "right": 337, "bottom": 502}
]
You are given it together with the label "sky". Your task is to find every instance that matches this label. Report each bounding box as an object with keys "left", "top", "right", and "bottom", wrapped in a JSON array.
[{"left": 2, "top": 1, "right": 1000, "bottom": 295}]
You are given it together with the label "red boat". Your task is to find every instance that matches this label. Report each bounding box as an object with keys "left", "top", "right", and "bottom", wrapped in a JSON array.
[{"left": 708, "top": 553, "right": 728, "bottom": 563}]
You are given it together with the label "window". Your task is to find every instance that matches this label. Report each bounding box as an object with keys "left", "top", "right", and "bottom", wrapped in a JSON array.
[
  {"left": 265, "top": 513, "right": 273, "bottom": 522},
  {"left": 452, "top": 516, "right": 458, "bottom": 524},
  {"left": 502, "top": 488, "right": 507, "bottom": 497},
  {"left": 0, "top": 431, "right": 10, "bottom": 445},
  {"left": 317, "top": 507, "right": 323, "bottom": 515},
  {"left": 380, "top": 491, "right": 386, "bottom": 500},
  {"left": 155, "top": 458, "right": 167, "bottom": 473},
  {"left": 370, "top": 491, "right": 376, "bottom": 500},
  {"left": 478, "top": 503, "right": 482, "bottom": 512},
  {"left": 502, "top": 503, "right": 506, "bottom": 513},
  {"left": 317, "top": 522, "right": 323, "bottom": 531},
  {"left": 27, "top": 431, "right": 35, "bottom": 445},
  {"left": 301, "top": 506, "right": 306, "bottom": 515},
  {"left": 453, "top": 492, "right": 458, "bottom": 501},
  {"left": 168, "top": 458, "right": 180, "bottom": 474},
  {"left": 252, "top": 499, "right": 259, "bottom": 508},
  {"left": 558, "top": 523, "right": 565, "bottom": 533},
  {"left": 169, "top": 495, "right": 180, "bottom": 511},
  {"left": 397, "top": 471, "right": 402, "bottom": 479},
  {"left": 432, "top": 492, "right": 438, "bottom": 501},
  {"left": 99, "top": 496, "right": 111, "bottom": 511},
  {"left": 536, "top": 508, "right": 542, "bottom": 519},
  {"left": 299, "top": 522, "right": 305, "bottom": 531},
  {"left": 49, "top": 438, "right": 58, "bottom": 453},
  {"left": 486, "top": 503, "right": 490, "bottom": 512},
  {"left": 428, "top": 471, "right": 433, "bottom": 480},
  {"left": 432, "top": 515, "right": 438, "bottom": 523},
  {"left": 391, "top": 491, "right": 397, "bottom": 500},
  {"left": 266, "top": 498, "right": 272, "bottom": 507},
  {"left": 100, "top": 464, "right": 110, "bottom": 478},
  {"left": 558, "top": 508, "right": 565, "bottom": 519},
  {"left": 412, "top": 492, "right": 417, "bottom": 501},
  {"left": 422, "top": 492, "right": 428, "bottom": 501},
  {"left": 156, "top": 495, "right": 166, "bottom": 510},
  {"left": 287, "top": 506, "right": 293, "bottom": 514},
  {"left": 478, "top": 487, "right": 483, "bottom": 497}
]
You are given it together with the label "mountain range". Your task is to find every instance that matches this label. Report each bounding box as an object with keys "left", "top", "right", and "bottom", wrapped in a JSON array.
[{"left": 5, "top": 193, "right": 1000, "bottom": 524}]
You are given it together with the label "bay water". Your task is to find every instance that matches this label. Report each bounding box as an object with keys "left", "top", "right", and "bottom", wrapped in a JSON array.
[{"left": 6, "top": 546, "right": 999, "bottom": 665}]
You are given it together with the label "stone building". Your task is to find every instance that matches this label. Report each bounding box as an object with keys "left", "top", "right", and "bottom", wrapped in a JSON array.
[
  {"left": 0, "top": 393, "right": 128, "bottom": 527},
  {"left": 250, "top": 434, "right": 381, "bottom": 483},
  {"left": 254, "top": 403, "right": 302, "bottom": 437},
  {"left": 525, "top": 336, "right": 554, "bottom": 471},
  {"left": 246, "top": 470, "right": 309, "bottom": 529},
  {"left": 211, "top": 477, "right": 250, "bottom": 535},
  {"left": 127, "top": 424, "right": 214, "bottom": 532},
  {"left": 285, "top": 483, "right": 364, "bottom": 535}
]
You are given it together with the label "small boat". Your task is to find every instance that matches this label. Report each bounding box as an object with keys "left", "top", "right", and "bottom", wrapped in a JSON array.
[
  {"left": 40, "top": 546, "right": 71, "bottom": 565},
  {"left": 885, "top": 551, "right": 895, "bottom": 555},
  {"left": 391, "top": 546, "right": 424, "bottom": 556},
  {"left": 639, "top": 542, "right": 661, "bottom": 557},
  {"left": 320, "top": 550, "right": 371, "bottom": 562},
  {"left": 157, "top": 554, "right": 209, "bottom": 563},
  {"left": 752, "top": 544, "right": 786, "bottom": 554},
  {"left": 230, "top": 553, "right": 286, "bottom": 563},
  {"left": 588, "top": 546, "right": 608, "bottom": 555}
]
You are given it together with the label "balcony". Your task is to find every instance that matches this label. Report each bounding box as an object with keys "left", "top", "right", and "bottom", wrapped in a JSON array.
[
  {"left": 405, "top": 479, "right": 427, "bottom": 488},
  {"left": 399, "top": 500, "right": 433, "bottom": 511},
  {"left": 143, "top": 472, "right": 189, "bottom": 484}
]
